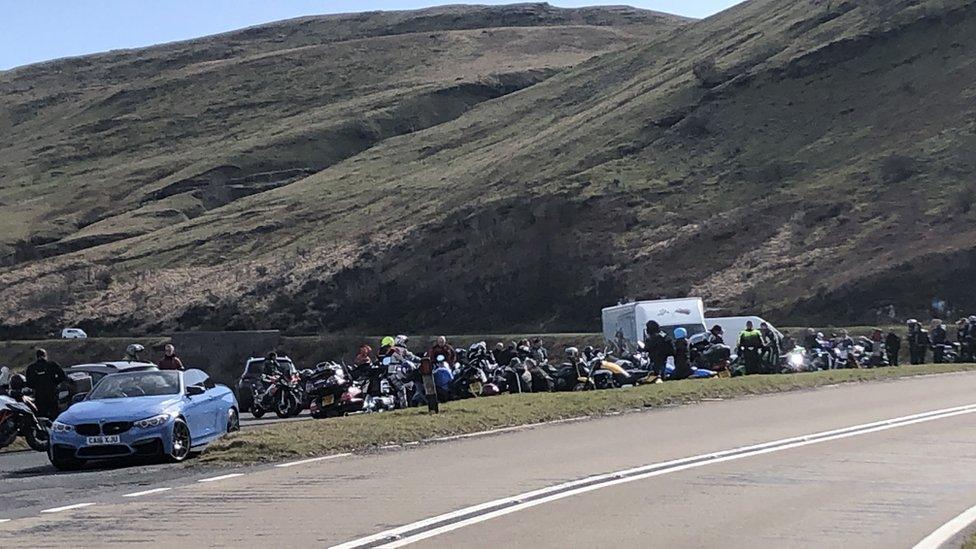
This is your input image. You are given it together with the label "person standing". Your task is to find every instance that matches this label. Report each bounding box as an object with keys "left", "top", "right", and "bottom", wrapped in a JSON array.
[
  {"left": 885, "top": 330, "right": 902, "bottom": 366},
  {"left": 427, "top": 336, "right": 456, "bottom": 366},
  {"left": 906, "top": 319, "right": 929, "bottom": 365},
  {"left": 644, "top": 321, "right": 674, "bottom": 380},
  {"left": 930, "top": 320, "right": 948, "bottom": 363},
  {"left": 671, "top": 328, "right": 692, "bottom": 380},
  {"left": 157, "top": 344, "right": 185, "bottom": 371},
  {"left": 760, "top": 322, "right": 780, "bottom": 371},
  {"left": 737, "top": 321, "right": 767, "bottom": 375},
  {"left": 25, "top": 349, "right": 66, "bottom": 419}
]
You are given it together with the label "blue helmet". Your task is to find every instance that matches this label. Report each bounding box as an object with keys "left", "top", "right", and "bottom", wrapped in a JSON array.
[{"left": 674, "top": 327, "right": 688, "bottom": 339}]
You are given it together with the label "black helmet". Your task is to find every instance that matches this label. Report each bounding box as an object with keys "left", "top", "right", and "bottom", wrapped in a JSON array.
[{"left": 9, "top": 373, "right": 26, "bottom": 392}]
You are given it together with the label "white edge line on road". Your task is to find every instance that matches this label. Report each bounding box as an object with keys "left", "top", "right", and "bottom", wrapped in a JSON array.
[
  {"left": 122, "top": 487, "right": 173, "bottom": 498},
  {"left": 913, "top": 502, "right": 976, "bottom": 549},
  {"left": 427, "top": 417, "right": 588, "bottom": 443},
  {"left": 40, "top": 502, "right": 96, "bottom": 514},
  {"left": 329, "top": 402, "right": 976, "bottom": 549},
  {"left": 197, "top": 473, "right": 244, "bottom": 483},
  {"left": 0, "top": 519, "right": 10, "bottom": 523},
  {"left": 275, "top": 453, "right": 352, "bottom": 468}
]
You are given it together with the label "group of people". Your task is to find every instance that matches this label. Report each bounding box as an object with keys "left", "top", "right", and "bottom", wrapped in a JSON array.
[
  {"left": 0, "top": 343, "right": 187, "bottom": 420},
  {"left": 905, "top": 316, "right": 976, "bottom": 364}
]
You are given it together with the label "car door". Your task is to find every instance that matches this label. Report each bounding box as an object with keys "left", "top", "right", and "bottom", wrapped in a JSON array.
[
  {"left": 200, "top": 373, "right": 225, "bottom": 436},
  {"left": 181, "top": 369, "right": 213, "bottom": 441}
]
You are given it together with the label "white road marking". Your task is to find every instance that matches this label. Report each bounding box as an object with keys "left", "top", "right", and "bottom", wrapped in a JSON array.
[
  {"left": 40, "top": 502, "right": 96, "bottom": 514},
  {"left": 331, "top": 402, "right": 976, "bottom": 549},
  {"left": 0, "top": 519, "right": 10, "bottom": 523},
  {"left": 122, "top": 487, "right": 173, "bottom": 498},
  {"left": 275, "top": 453, "right": 352, "bottom": 468},
  {"left": 427, "top": 417, "right": 588, "bottom": 443},
  {"left": 913, "top": 502, "right": 976, "bottom": 549},
  {"left": 197, "top": 473, "right": 244, "bottom": 483}
]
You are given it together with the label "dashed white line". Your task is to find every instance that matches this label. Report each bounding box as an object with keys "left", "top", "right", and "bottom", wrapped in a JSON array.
[
  {"left": 40, "top": 502, "right": 96, "bottom": 514},
  {"left": 913, "top": 502, "right": 976, "bottom": 549},
  {"left": 197, "top": 473, "right": 244, "bottom": 483},
  {"left": 123, "top": 487, "right": 173, "bottom": 498},
  {"left": 275, "top": 453, "right": 352, "bottom": 468}
]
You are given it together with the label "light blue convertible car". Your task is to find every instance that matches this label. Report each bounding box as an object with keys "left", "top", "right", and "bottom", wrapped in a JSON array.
[{"left": 49, "top": 369, "right": 239, "bottom": 470}]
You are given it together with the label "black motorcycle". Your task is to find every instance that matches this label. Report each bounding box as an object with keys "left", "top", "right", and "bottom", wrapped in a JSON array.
[
  {"left": 0, "top": 389, "right": 50, "bottom": 452},
  {"left": 305, "top": 363, "right": 365, "bottom": 418}
]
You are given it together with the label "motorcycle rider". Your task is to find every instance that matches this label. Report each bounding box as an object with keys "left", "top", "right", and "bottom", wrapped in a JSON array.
[
  {"left": 530, "top": 338, "right": 549, "bottom": 363},
  {"left": 644, "top": 321, "right": 674, "bottom": 379},
  {"left": 907, "top": 319, "right": 930, "bottom": 365},
  {"left": 930, "top": 320, "right": 948, "bottom": 363},
  {"left": 123, "top": 343, "right": 145, "bottom": 362},
  {"left": 708, "top": 325, "right": 725, "bottom": 346},
  {"left": 355, "top": 343, "right": 375, "bottom": 366},
  {"left": 379, "top": 336, "right": 396, "bottom": 358},
  {"left": 262, "top": 351, "right": 287, "bottom": 376},
  {"left": 427, "top": 336, "right": 457, "bottom": 367},
  {"left": 157, "top": 344, "right": 184, "bottom": 371},
  {"left": 495, "top": 342, "right": 516, "bottom": 367},
  {"left": 760, "top": 322, "right": 780, "bottom": 370},
  {"left": 737, "top": 321, "right": 767, "bottom": 375},
  {"left": 802, "top": 328, "right": 821, "bottom": 351},
  {"left": 394, "top": 335, "right": 420, "bottom": 363},
  {"left": 24, "top": 349, "right": 66, "bottom": 419},
  {"left": 671, "top": 328, "right": 692, "bottom": 380},
  {"left": 432, "top": 358, "right": 454, "bottom": 402},
  {"left": 885, "top": 330, "right": 902, "bottom": 366}
]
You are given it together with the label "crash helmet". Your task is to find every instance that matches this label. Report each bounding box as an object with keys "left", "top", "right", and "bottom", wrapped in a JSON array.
[
  {"left": 9, "top": 373, "right": 26, "bottom": 392},
  {"left": 481, "top": 383, "right": 500, "bottom": 397},
  {"left": 394, "top": 335, "right": 409, "bottom": 346},
  {"left": 517, "top": 345, "right": 530, "bottom": 355},
  {"left": 380, "top": 336, "right": 395, "bottom": 348},
  {"left": 906, "top": 319, "right": 919, "bottom": 326},
  {"left": 969, "top": 315, "right": 976, "bottom": 323},
  {"left": 456, "top": 348, "right": 467, "bottom": 360},
  {"left": 469, "top": 342, "right": 482, "bottom": 353},
  {"left": 126, "top": 343, "right": 145, "bottom": 359},
  {"left": 710, "top": 325, "right": 723, "bottom": 335},
  {"left": 583, "top": 346, "right": 596, "bottom": 358},
  {"left": 674, "top": 327, "right": 688, "bottom": 339},
  {"left": 564, "top": 347, "right": 580, "bottom": 358}
]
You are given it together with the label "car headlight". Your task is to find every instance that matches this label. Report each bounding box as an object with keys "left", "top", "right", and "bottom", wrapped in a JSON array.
[
  {"left": 134, "top": 414, "right": 172, "bottom": 429},
  {"left": 51, "top": 421, "right": 74, "bottom": 433}
]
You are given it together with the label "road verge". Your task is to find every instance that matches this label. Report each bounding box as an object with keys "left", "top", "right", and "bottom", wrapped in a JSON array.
[{"left": 201, "top": 364, "right": 976, "bottom": 465}]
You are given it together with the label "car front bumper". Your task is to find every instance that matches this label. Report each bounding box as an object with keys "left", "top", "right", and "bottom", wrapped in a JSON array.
[{"left": 50, "top": 421, "right": 175, "bottom": 460}]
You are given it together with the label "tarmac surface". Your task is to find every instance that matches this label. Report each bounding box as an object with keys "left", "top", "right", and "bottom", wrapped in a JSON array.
[{"left": 2, "top": 373, "right": 976, "bottom": 548}]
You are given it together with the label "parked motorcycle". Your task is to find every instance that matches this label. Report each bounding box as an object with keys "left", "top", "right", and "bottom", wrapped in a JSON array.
[
  {"left": 0, "top": 388, "right": 51, "bottom": 452},
  {"left": 306, "top": 363, "right": 365, "bottom": 418}
]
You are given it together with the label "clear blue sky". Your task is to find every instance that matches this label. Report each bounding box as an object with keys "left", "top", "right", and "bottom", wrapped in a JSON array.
[{"left": 1, "top": 1, "right": 742, "bottom": 70}]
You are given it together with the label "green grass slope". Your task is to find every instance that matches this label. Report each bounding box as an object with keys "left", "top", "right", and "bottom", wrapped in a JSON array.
[{"left": 3, "top": 0, "right": 975, "bottom": 336}]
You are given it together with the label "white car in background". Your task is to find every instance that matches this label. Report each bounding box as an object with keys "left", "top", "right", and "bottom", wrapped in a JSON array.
[{"left": 61, "top": 328, "right": 88, "bottom": 339}]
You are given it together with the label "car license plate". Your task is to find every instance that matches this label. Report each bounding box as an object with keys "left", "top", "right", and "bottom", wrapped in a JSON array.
[
  {"left": 321, "top": 395, "right": 334, "bottom": 406},
  {"left": 86, "top": 435, "right": 120, "bottom": 445}
]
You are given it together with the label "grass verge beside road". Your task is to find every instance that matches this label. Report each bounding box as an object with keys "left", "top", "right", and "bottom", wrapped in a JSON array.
[{"left": 202, "top": 364, "right": 976, "bottom": 465}]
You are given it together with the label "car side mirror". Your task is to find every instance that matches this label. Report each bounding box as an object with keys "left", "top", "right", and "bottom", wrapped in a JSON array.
[
  {"left": 71, "top": 392, "right": 87, "bottom": 404},
  {"left": 186, "top": 385, "right": 206, "bottom": 396}
]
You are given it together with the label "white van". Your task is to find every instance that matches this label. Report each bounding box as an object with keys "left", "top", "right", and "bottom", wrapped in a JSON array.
[
  {"left": 61, "top": 328, "right": 88, "bottom": 339},
  {"left": 602, "top": 298, "right": 707, "bottom": 349},
  {"left": 705, "top": 316, "right": 783, "bottom": 347}
]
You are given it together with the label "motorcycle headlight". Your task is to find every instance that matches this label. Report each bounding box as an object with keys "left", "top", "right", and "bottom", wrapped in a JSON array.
[
  {"left": 788, "top": 353, "right": 804, "bottom": 367},
  {"left": 51, "top": 421, "right": 74, "bottom": 433},
  {"left": 134, "top": 414, "right": 172, "bottom": 429}
]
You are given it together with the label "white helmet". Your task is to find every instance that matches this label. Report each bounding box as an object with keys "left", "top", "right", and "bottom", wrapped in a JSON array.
[
  {"left": 125, "top": 343, "right": 145, "bottom": 359},
  {"left": 564, "top": 347, "right": 580, "bottom": 358},
  {"left": 394, "top": 335, "right": 409, "bottom": 346}
]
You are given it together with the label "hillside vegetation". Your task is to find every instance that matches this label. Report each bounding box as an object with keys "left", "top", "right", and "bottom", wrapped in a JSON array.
[{"left": 2, "top": 0, "right": 975, "bottom": 337}]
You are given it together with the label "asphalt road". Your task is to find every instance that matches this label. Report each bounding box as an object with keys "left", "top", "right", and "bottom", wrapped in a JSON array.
[
  {"left": 0, "top": 411, "right": 308, "bottom": 518},
  {"left": 3, "top": 373, "right": 976, "bottom": 547}
]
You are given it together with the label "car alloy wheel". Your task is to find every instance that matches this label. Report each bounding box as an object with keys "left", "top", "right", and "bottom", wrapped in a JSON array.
[
  {"left": 169, "top": 419, "right": 191, "bottom": 462},
  {"left": 227, "top": 407, "right": 240, "bottom": 433}
]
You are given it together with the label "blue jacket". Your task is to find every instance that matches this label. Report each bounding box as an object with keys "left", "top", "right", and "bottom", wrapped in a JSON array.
[{"left": 433, "top": 366, "right": 454, "bottom": 391}]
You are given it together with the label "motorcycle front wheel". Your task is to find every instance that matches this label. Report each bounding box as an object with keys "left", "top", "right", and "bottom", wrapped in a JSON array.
[
  {"left": 24, "top": 419, "right": 51, "bottom": 452},
  {"left": 275, "top": 392, "right": 298, "bottom": 419}
]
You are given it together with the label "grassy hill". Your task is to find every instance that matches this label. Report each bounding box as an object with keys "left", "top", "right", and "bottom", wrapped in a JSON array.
[{"left": 2, "top": 0, "right": 975, "bottom": 337}]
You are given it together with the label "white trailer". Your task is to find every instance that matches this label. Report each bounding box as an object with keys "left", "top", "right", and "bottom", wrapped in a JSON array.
[{"left": 601, "top": 298, "right": 708, "bottom": 349}]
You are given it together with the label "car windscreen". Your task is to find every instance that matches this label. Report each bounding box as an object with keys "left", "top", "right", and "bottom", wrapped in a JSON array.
[{"left": 89, "top": 371, "right": 181, "bottom": 399}]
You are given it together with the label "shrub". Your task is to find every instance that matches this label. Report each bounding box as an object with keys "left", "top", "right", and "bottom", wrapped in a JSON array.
[
  {"left": 692, "top": 58, "right": 724, "bottom": 88},
  {"left": 880, "top": 154, "right": 917, "bottom": 183}
]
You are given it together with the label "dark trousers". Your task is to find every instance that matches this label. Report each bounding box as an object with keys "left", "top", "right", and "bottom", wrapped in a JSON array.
[
  {"left": 888, "top": 347, "right": 900, "bottom": 366},
  {"left": 909, "top": 345, "right": 926, "bottom": 365},
  {"left": 933, "top": 346, "right": 946, "bottom": 364},
  {"left": 742, "top": 348, "right": 762, "bottom": 375}
]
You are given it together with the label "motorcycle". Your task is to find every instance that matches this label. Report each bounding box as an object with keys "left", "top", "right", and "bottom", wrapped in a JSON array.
[
  {"left": 0, "top": 388, "right": 51, "bottom": 452},
  {"left": 306, "top": 363, "right": 365, "bottom": 418},
  {"left": 449, "top": 360, "right": 489, "bottom": 399},
  {"left": 251, "top": 370, "right": 303, "bottom": 419}
]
